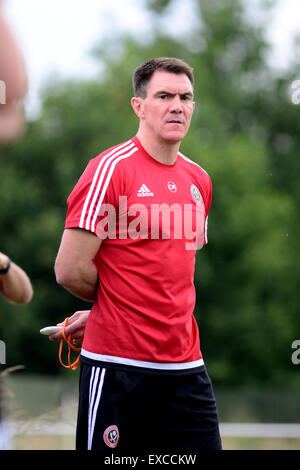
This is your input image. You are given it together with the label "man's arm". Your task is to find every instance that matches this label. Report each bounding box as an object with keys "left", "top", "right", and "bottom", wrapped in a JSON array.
[
  {"left": 54, "top": 228, "right": 102, "bottom": 302},
  {"left": 0, "top": 252, "right": 33, "bottom": 304}
]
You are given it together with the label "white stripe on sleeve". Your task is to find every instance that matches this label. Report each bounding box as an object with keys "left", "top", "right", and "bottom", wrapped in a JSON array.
[
  {"left": 79, "top": 140, "right": 134, "bottom": 231},
  {"left": 90, "top": 146, "right": 138, "bottom": 232}
]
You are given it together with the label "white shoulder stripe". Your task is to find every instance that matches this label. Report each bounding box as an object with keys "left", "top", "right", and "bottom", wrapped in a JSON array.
[
  {"left": 79, "top": 140, "right": 137, "bottom": 231},
  {"left": 178, "top": 152, "right": 209, "bottom": 176},
  {"left": 86, "top": 142, "right": 136, "bottom": 231},
  {"left": 79, "top": 140, "right": 133, "bottom": 229},
  {"left": 91, "top": 145, "right": 138, "bottom": 232}
]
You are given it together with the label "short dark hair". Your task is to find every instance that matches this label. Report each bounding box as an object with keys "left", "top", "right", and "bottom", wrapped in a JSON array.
[{"left": 133, "top": 57, "right": 194, "bottom": 98}]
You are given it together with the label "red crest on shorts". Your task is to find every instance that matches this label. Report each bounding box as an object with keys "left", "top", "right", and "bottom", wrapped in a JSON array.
[{"left": 103, "top": 425, "right": 119, "bottom": 448}]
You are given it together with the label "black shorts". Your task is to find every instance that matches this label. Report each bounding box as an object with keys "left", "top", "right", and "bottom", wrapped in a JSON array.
[{"left": 76, "top": 360, "right": 222, "bottom": 452}]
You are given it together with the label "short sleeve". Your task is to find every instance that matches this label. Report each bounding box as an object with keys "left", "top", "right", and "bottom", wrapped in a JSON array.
[
  {"left": 201, "top": 172, "right": 212, "bottom": 245},
  {"left": 65, "top": 155, "right": 121, "bottom": 235}
]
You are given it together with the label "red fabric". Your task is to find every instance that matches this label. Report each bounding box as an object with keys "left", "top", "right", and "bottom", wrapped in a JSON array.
[{"left": 65, "top": 137, "right": 212, "bottom": 365}]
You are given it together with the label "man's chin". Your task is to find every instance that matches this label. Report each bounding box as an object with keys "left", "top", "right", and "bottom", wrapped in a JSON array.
[{"left": 162, "top": 131, "right": 187, "bottom": 143}]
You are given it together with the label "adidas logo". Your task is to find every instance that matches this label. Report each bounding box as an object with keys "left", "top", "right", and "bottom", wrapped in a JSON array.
[{"left": 137, "top": 184, "right": 154, "bottom": 197}]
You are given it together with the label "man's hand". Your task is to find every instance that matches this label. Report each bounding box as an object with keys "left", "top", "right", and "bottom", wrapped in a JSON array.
[{"left": 49, "top": 310, "right": 90, "bottom": 343}]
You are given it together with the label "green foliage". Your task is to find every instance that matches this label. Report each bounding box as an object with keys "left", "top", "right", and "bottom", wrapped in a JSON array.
[{"left": 0, "top": 0, "right": 299, "bottom": 386}]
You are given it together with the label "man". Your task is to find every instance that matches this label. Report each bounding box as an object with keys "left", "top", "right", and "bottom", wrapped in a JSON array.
[
  {"left": 54, "top": 57, "right": 222, "bottom": 451},
  {"left": 0, "top": 251, "right": 32, "bottom": 304}
]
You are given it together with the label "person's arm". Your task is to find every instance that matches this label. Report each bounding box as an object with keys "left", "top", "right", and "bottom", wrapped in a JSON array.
[
  {"left": 0, "top": 252, "right": 33, "bottom": 304},
  {"left": 54, "top": 228, "right": 102, "bottom": 302},
  {"left": 0, "top": 3, "right": 28, "bottom": 141},
  {"left": 0, "top": 4, "right": 28, "bottom": 103}
]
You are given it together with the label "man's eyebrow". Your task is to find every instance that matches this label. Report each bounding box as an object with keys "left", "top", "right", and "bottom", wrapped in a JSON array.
[{"left": 154, "top": 90, "right": 194, "bottom": 98}]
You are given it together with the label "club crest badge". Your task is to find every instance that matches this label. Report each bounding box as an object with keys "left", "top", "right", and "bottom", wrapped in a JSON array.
[
  {"left": 103, "top": 425, "right": 119, "bottom": 448},
  {"left": 168, "top": 181, "right": 177, "bottom": 193},
  {"left": 190, "top": 184, "right": 202, "bottom": 206}
]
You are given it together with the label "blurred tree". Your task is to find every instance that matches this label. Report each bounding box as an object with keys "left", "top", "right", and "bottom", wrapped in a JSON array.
[
  {"left": 144, "top": 0, "right": 300, "bottom": 387},
  {"left": 0, "top": 0, "right": 299, "bottom": 388}
]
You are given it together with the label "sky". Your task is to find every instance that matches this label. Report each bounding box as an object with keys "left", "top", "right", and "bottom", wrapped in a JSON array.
[{"left": 2, "top": 0, "right": 300, "bottom": 118}]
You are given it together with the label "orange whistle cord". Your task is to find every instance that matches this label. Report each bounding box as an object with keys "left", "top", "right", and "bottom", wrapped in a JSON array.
[{"left": 58, "top": 317, "right": 81, "bottom": 371}]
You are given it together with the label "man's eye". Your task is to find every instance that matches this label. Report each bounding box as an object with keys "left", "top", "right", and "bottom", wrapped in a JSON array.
[{"left": 160, "top": 95, "right": 168, "bottom": 100}]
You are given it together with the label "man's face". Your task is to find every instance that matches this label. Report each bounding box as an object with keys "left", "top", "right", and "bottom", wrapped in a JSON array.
[{"left": 135, "top": 71, "right": 195, "bottom": 144}]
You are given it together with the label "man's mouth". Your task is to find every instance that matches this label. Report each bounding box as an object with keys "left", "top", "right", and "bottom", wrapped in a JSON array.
[{"left": 166, "top": 120, "right": 184, "bottom": 124}]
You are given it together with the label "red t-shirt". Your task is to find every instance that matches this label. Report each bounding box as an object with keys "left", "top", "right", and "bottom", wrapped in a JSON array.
[{"left": 65, "top": 136, "right": 212, "bottom": 372}]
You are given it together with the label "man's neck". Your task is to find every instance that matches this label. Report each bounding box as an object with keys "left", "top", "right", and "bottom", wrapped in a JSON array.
[{"left": 136, "top": 130, "right": 181, "bottom": 166}]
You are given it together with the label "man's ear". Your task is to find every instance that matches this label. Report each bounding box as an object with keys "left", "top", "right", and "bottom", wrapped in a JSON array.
[{"left": 131, "top": 96, "right": 144, "bottom": 119}]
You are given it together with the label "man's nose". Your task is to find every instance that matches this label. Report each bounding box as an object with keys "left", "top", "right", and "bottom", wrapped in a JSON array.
[{"left": 169, "top": 95, "right": 183, "bottom": 113}]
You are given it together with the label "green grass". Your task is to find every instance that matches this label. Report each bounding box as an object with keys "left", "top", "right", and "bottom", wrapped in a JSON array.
[{"left": 222, "top": 437, "right": 300, "bottom": 450}]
